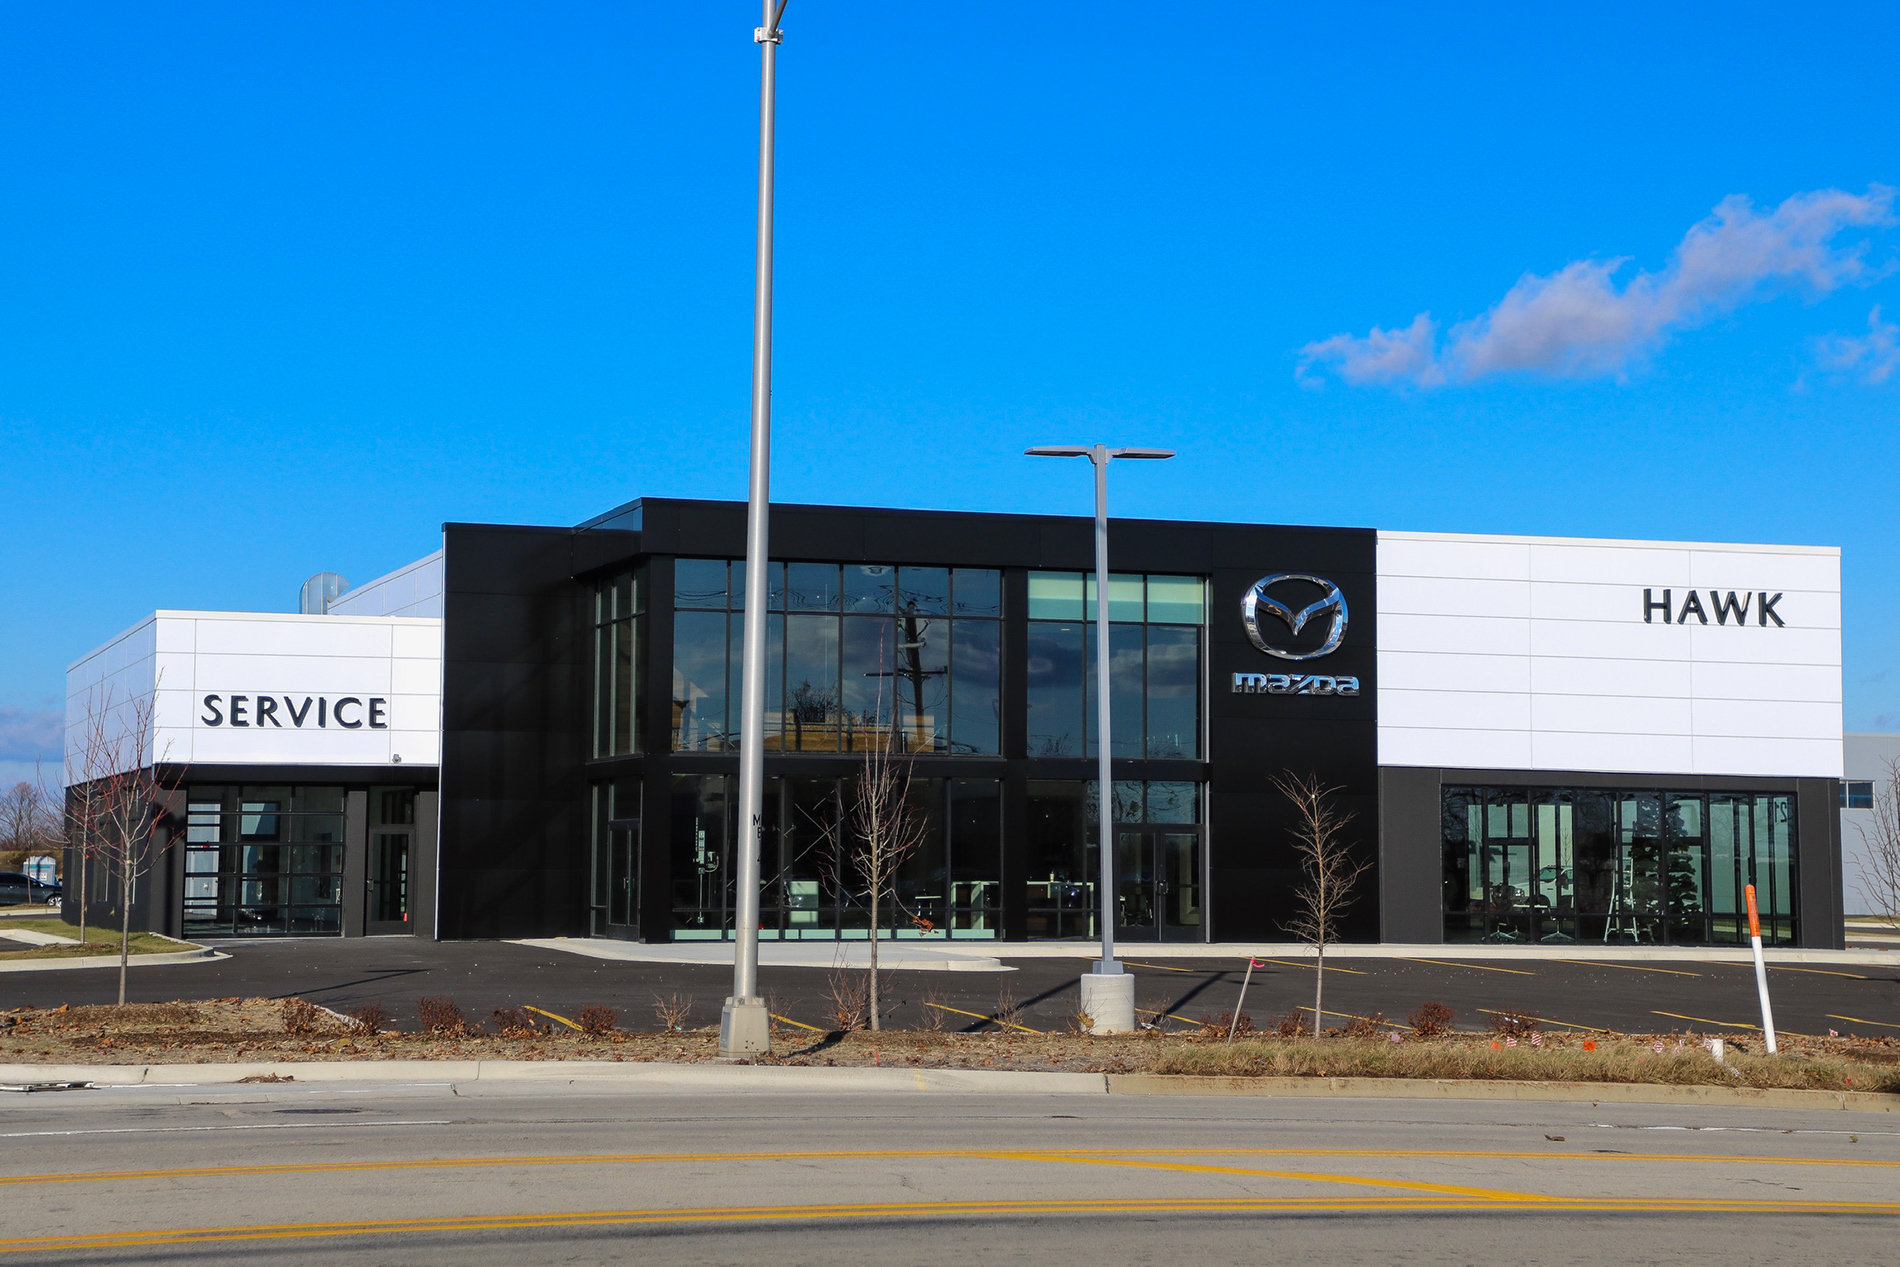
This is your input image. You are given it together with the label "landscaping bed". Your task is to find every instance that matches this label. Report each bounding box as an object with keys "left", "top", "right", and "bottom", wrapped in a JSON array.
[{"left": 2, "top": 997, "right": 1897, "bottom": 1094}]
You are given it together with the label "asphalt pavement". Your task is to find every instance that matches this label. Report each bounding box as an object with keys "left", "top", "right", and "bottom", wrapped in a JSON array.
[
  {"left": 4, "top": 936, "right": 1898, "bottom": 1039},
  {"left": 2, "top": 1078, "right": 1896, "bottom": 1263}
]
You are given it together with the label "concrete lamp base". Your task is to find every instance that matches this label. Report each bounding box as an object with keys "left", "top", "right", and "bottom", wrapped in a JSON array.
[
  {"left": 718, "top": 997, "right": 772, "bottom": 1058},
  {"left": 1077, "top": 970, "right": 1136, "bottom": 1035}
]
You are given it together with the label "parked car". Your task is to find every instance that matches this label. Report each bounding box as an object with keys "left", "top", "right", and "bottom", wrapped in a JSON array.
[{"left": 0, "top": 872, "right": 62, "bottom": 906}]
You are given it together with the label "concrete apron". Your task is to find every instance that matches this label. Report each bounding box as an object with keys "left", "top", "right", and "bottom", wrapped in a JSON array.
[
  {"left": 1, "top": 1060, "right": 1895, "bottom": 1113},
  {"left": 516, "top": 937, "right": 1899, "bottom": 972}
]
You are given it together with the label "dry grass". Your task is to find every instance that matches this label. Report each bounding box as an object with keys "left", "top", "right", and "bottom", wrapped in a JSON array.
[
  {"left": 1, "top": 999, "right": 1896, "bottom": 1095},
  {"left": 1148, "top": 1034, "right": 1900, "bottom": 1092}
]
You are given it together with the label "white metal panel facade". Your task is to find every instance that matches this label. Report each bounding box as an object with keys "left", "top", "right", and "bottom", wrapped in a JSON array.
[
  {"left": 67, "top": 611, "right": 442, "bottom": 774},
  {"left": 1376, "top": 531, "right": 1843, "bottom": 779}
]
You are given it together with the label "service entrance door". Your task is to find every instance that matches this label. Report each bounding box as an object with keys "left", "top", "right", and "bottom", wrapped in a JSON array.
[
  {"left": 1114, "top": 827, "right": 1204, "bottom": 942},
  {"left": 366, "top": 831, "right": 411, "bottom": 934}
]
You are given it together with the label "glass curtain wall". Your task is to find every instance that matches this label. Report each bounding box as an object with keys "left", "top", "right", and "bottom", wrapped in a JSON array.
[
  {"left": 1442, "top": 785, "right": 1798, "bottom": 945},
  {"left": 669, "top": 774, "right": 1001, "bottom": 939},
  {"left": 183, "top": 786, "right": 346, "bottom": 936},
  {"left": 1025, "top": 572, "right": 1204, "bottom": 758},
  {"left": 592, "top": 571, "right": 644, "bottom": 757},
  {"left": 672, "top": 560, "right": 1002, "bottom": 755}
]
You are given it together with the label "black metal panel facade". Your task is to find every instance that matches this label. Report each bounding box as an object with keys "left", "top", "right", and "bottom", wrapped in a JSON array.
[{"left": 436, "top": 524, "right": 588, "bottom": 939}]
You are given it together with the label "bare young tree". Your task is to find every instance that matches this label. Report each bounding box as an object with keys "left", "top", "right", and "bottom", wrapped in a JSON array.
[
  {"left": 0, "top": 780, "right": 57, "bottom": 872},
  {"left": 1274, "top": 771, "right": 1371, "bottom": 1038},
  {"left": 64, "top": 688, "right": 119, "bottom": 944},
  {"left": 823, "top": 697, "right": 928, "bottom": 1031},
  {"left": 1853, "top": 755, "right": 1900, "bottom": 929},
  {"left": 68, "top": 684, "right": 181, "bottom": 1003}
]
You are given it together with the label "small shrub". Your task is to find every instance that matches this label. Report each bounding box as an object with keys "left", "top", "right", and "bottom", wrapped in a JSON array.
[
  {"left": 347, "top": 1002, "right": 390, "bottom": 1037},
  {"left": 651, "top": 992, "right": 693, "bottom": 1033},
  {"left": 576, "top": 1004, "right": 617, "bottom": 1036},
  {"left": 417, "top": 996, "right": 470, "bottom": 1037},
  {"left": 1408, "top": 1000, "right": 1455, "bottom": 1038},
  {"left": 1196, "top": 1011, "right": 1256, "bottom": 1040},
  {"left": 1275, "top": 1010, "right": 1309, "bottom": 1038},
  {"left": 918, "top": 987, "right": 948, "bottom": 1032},
  {"left": 824, "top": 972, "right": 867, "bottom": 1032},
  {"left": 491, "top": 1007, "right": 547, "bottom": 1038},
  {"left": 1489, "top": 1010, "right": 1540, "bottom": 1039},
  {"left": 992, "top": 984, "right": 1024, "bottom": 1032},
  {"left": 280, "top": 997, "right": 323, "bottom": 1036},
  {"left": 1341, "top": 1012, "right": 1390, "bottom": 1038},
  {"left": 1067, "top": 1009, "right": 1096, "bottom": 1035}
]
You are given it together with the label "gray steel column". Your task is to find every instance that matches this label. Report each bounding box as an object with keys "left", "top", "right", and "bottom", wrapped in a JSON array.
[
  {"left": 1023, "top": 442, "right": 1170, "bottom": 1032},
  {"left": 1091, "top": 445, "right": 1119, "bottom": 975},
  {"left": 720, "top": 0, "right": 786, "bottom": 1058}
]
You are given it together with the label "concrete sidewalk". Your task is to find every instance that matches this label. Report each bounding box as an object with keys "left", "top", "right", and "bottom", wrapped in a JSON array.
[
  {"left": 515, "top": 936, "right": 1899, "bottom": 970},
  {"left": 2, "top": 1059, "right": 1894, "bottom": 1113}
]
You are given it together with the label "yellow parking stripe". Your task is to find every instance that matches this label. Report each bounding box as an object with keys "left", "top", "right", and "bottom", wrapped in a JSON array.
[
  {"left": 1249, "top": 957, "right": 1368, "bottom": 975},
  {"left": 1397, "top": 957, "right": 1534, "bottom": 976},
  {"left": 1564, "top": 960, "right": 1700, "bottom": 977},
  {"left": 1827, "top": 1013, "right": 1900, "bottom": 1032},
  {"left": 922, "top": 1001, "right": 1041, "bottom": 1033}
]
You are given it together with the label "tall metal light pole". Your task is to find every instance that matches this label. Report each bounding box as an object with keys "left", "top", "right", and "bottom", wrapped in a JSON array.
[
  {"left": 1025, "top": 444, "right": 1173, "bottom": 1034},
  {"left": 719, "top": 0, "right": 789, "bottom": 1059}
]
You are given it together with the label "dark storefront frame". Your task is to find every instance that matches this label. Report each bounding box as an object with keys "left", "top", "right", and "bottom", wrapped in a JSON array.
[{"left": 432, "top": 498, "right": 1843, "bottom": 950}]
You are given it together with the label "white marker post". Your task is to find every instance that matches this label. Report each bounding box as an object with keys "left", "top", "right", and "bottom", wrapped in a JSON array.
[
  {"left": 1226, "top": 956, "right": 1264, "bottom": 1045},
  {"left": 1745, "top": 883, "right": 1778, "bottom": 1055}
]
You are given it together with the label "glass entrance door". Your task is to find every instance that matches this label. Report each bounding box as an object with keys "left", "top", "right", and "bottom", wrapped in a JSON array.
[
  {"left": 366, "top": 831, "right": 410, "bottom": 934},
  {"left": 1115, "top": 827, "right": 1203, "bottom": 942}
]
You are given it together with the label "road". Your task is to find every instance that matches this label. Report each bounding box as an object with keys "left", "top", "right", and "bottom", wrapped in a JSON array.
[
  {"left": 0, "top": 1078, "right": 1896, "bottom": 1263},
  {"left": 5, "top": 937, "right": 1898, "bottom": 1039}
]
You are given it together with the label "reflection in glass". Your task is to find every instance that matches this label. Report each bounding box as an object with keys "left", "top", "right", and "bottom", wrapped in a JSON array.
[{"left": 1442, "top": 785, "right": 1799, "bottom": 946}]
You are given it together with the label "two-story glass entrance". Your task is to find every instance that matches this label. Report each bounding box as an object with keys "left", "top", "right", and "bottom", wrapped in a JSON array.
[
  {"left": 669, "top": 774, "right": 1000, "bottom": 939},
  {"left": 1026, "top": 780, "right": 1204, "bottom": 941}
]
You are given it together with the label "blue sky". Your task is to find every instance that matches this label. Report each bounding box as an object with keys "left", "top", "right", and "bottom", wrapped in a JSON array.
[{"left": 3, "top": 2, "right": 1897, "bottom": 786}]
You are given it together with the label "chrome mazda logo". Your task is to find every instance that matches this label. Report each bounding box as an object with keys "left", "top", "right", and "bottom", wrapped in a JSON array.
[{"left": 1242, "top": 574, "right": 1348, "bottom": 661}]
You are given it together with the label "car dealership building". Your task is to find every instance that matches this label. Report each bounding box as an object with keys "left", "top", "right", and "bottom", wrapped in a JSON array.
[{"left": 66, "top": 497, "right": 1847, "bottom": 949}]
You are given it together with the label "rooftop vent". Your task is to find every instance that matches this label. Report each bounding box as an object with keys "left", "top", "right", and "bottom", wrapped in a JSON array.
[{"left": 300, "top": 572, "right": 348, "bottom": 615}]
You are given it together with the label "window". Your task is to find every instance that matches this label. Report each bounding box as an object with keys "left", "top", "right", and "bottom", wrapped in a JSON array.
[
  {"left": 1025, "top": 572, "right": 1204, "bottom": 758},
  {"left": 592, "top": 571, "right": 644, "bottom": 757},
  {"left": 183, "top": 786, "right": 347, "bottom": 936},
  {"left": 1442, "top": 785, "right": 1798, "bottom": 947},
  {"left": 668, "top": 774, "right": 1001, "bottom": 939},
  {"left": 1842, "top": 781, "right": 1874, "bottom": 809},
  {"left": 671, "top": 561, "right": 1002, "bottom": 755}
]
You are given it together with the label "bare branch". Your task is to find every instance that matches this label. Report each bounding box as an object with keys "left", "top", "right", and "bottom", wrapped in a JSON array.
[{"left": 1854, "top": 755, "right": 1900, "bottom": 928}]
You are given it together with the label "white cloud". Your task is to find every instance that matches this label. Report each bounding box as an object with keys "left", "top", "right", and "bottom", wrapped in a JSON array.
[
  {"left": 1299, "top": 186, "right": 1896, "bottom": 386},
  {"left": 1815, "top": 305, "right": 1899, "bottom": 384},
  {"left": 1295, "top": 312, "right": 1442, "bottom": 386}
]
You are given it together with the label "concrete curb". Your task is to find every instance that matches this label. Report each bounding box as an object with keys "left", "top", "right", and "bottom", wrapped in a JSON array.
[
  {"left": 0, "top": 947, "right": 224, "bottom": 974},
  {"left": 0, "top": 1059, "right": 1104, "bottom": 1095},
  {"left": 2, "top": 1059, "right": 1896, "bottom": 1111},
  {"left": 1105, "top": 1073, "right": 1900, "bottom": 1112}
]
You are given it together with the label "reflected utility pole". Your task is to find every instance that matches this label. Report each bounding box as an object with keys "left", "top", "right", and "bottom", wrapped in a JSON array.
[{"left": 719, "top": 0, "right": 788, "bottom": 1059}]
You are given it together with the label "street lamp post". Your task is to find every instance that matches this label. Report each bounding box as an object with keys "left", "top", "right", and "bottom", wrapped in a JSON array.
[
  {"left": 1025, "top": 444, "right": 1173, "bottom": 1034},
  {"left": 719, "top": 0, "right": 789, "bottom": 1059}
]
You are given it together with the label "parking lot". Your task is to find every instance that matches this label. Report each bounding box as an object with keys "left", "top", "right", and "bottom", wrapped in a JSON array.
[{"left": 4, "top": 936, "right": 1897, "bottom": 1040}]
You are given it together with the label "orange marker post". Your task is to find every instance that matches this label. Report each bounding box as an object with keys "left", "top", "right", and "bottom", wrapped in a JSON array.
[{"left": 1745, "top": 884, "right": 1778, "bottom": 1054}]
